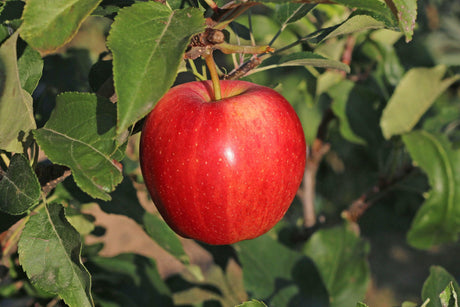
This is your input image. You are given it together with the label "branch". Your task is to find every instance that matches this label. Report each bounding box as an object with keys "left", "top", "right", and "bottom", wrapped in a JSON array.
[
  {"left": 297, "top": 108, "right": 335, "bottom": 228},
  {"left": 342, "top": 165, "right": 415, "bottom": 223},
  {"left": 35, "top": 164, "right": 72, "bottom": 195}
]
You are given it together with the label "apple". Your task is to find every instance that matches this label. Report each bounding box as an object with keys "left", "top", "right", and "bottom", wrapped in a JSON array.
[{"left": 140, "top": 80, "right": 306, "bottom": 245}]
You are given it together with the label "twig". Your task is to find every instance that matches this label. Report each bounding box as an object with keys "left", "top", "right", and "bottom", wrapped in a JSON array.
[
  {"left": 340, "top": 35, "right": 356, "bottom": 77},
  {"left": 342, "top": 165, "right": 415, "bottom": 223},
  {"left": 35, "top": 164, "right": 72, "bottom": 195},
  {"left": 42, "top": 169, "right": 72, "bottom": 195},
  {"left": 297, "top": 108, "right": 335, "bottom": 228},
  {"left": 224, "top": 56, "right": 263, "bottom": 80}
]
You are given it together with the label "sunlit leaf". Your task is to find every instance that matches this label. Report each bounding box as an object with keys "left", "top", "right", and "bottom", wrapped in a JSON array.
[
  {"left": 422, "top": 266, "right": 460, "bottom": 307},
  {"left": 33, "top": 92, "right": 123, "bottom": 201},
  {"left": 303, "top": 223, "right": 371, "bottom": 307},
  {"left": 0, "top": 154, "right": 40, "bottom": 215},
  {"left": 0, "top": 32, "right": 36, "bottom": 153},
  {"left": 439, "top": 282, "right": 458, "bottom": 307},
  {"left": 391, "top": 0, "right": 417, "bottom": 42},
  {"left": 18, "top": 203, "right": 94, "bottom": 307},
  {"left": 174, "top": 262, "right": 247, "bottom": 306},
  {"left": 107, "top": 2, "right": 205, "bottom": 135},
  {"left": 17, "top": 42, "right": 43, "bottom": 94},
  {"left": 403, "top": 131, "right": 460, "bottom": 249},
  {"left": 20, "top": 0, "right": 102, "bottom": 53},
  {"left": 381, "top": 65, "right": 460, "bottom": 139}
]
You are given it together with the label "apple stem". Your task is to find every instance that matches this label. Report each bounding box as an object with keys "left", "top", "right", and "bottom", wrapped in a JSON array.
[
  {"left": 203, "top": 0, "right": 219, "bottom": 12},
  {"left": 204, "top": 50, "right": 222, "bottom": 101}
]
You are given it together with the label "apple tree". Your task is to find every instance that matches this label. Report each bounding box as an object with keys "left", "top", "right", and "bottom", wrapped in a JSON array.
[{"left": 0, "top": 0, "right": 459, "bottom": 306}]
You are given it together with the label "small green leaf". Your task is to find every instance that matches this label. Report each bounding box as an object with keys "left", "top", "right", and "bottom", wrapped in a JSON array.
[
  {"left": 0, "top": 31, "right": 36, "bottom": 153},
  {"left": 17, "top": 42, "right": 43, "bottom": 94},
  {"left": 107, "top": 2, "right": 205, "bottom": 135},
  {"left": 237, "top": 299, "right": 267, "bottom": 307},
  {"left": 0, "top": 154, "right": 40, "bottom": 215},
  {"left": 18, "top": 203, "right": 94, "bottom": 307},
  {"left": 236, "top": 234, "right": 329, "bottom": 307},
  {"left": 252, "top": 51, "right": 350, "bottom": 75},
  {"left": 381, "top": 65, "right": 460, "bottom": 139},
  {"left": 303, "top": 223, "right": 371, "bottom": 307},
  {"left": 403, "top": 131, "right": 460, "bottom": 249},
  {"left": 391, "top": 0, "right": 417, "bottom": 42},
  {"left": 20, "top": 0, "right": 102, "bottom": 53},
  {"left": 33, "top": 92, "right": 123, "bottom": 201},
  {"left": 439, "top": 282, "right": 459, "bottom": 307},
  {"left": 328, "top": 80, "right": 367, "bottom": 145},
  {"left": 401, "top": 302, "right": 418, "bottom": 307},
  {"left": 356, "top": 303, "right": 369, "bottom": 307},
  {"left": 422, "top": 266, "right": 460, "bottom": 307}
]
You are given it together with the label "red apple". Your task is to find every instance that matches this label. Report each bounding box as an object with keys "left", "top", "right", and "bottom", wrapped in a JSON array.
[{"left": 140, "top": 80, "right": 306, "bottom": 245}]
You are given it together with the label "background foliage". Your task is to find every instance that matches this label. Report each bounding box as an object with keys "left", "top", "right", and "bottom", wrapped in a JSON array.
[{"left": 0, "top": 0, "right": 459, "bottom": 306}]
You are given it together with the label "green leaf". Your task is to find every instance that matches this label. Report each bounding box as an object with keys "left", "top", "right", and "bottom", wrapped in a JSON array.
[
  {"left": 303, "top": 223, "right": 371, "bottom": 307},
  {"left": 17, "top": 41, "right": 43, "bottom": 94},
  {"left": 143, "top": 213, "right": 189, "bottom": 263},
  {"left": 33, "top": 92, "right": 123, "bottom": 201},
  {"left": 391, "top": 0, "right": 417, "bottom": 42},
  {"left": 356, "top": 303, "right": 369, "bottom": 307},
  {"left": 328, "top": 80, "right": 367, "bottom": 145},
  {"left": 422, "top": 266, "right": 460, "bottom": 307},
  {"left": 439, "top": 282, "right": 459, "bottom": 307},
  {"left": 310, "top": 14, "right": 388, "bottom": 44},
  {"left": 65, "top": 209, "right": 95, "bottom": 236},
  {"left": 98, "top": 178, "right": 189, "bottom": 264},
  {"left": 403, "top": 131, "right": 460, "bottom": 249},
  {"left": 174, "top": 262, "right": 247, "bottom": 306},
  {"left": 107, "top": 2, "right": 205, "bottom": 135},
  {"left": 0, "top": 31, "right": 36, "bottom": 153},
  {"left": 18, "top": 203, "right": 94, "bottom": 307},
  {"left": 252, "top": 51, "right": 350, "bottom": 75},
  {"left": 236, "top": 234, "right": 329, "bottom": 307},
  {"left": 241, "top": 0, "right": 396, "bottom": 28},
  {"left": 381, "top": 65, "right": 460, "bottom": 139},
  {"left": 0, "top": 154, "right": 40, "bottom": 215},
  {"left": 87, "top": 253, "right": 173, "bottom": 307},
  {"left": 274, "top": 3, "right": 316, "bottom": 25},
  {"left": 20, "top": 0, "right": 102, "bottom": 53},
  {"left": 401, "top": 302, "right": 418, "bottom": 307},
  {"left": 237, "top": 299, "right": 267, "bottom": 307}
]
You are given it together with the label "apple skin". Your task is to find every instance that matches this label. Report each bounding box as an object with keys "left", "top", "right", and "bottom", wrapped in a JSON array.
[{"left": 140, "top": 80, "right": 306, "bottom": 245}]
